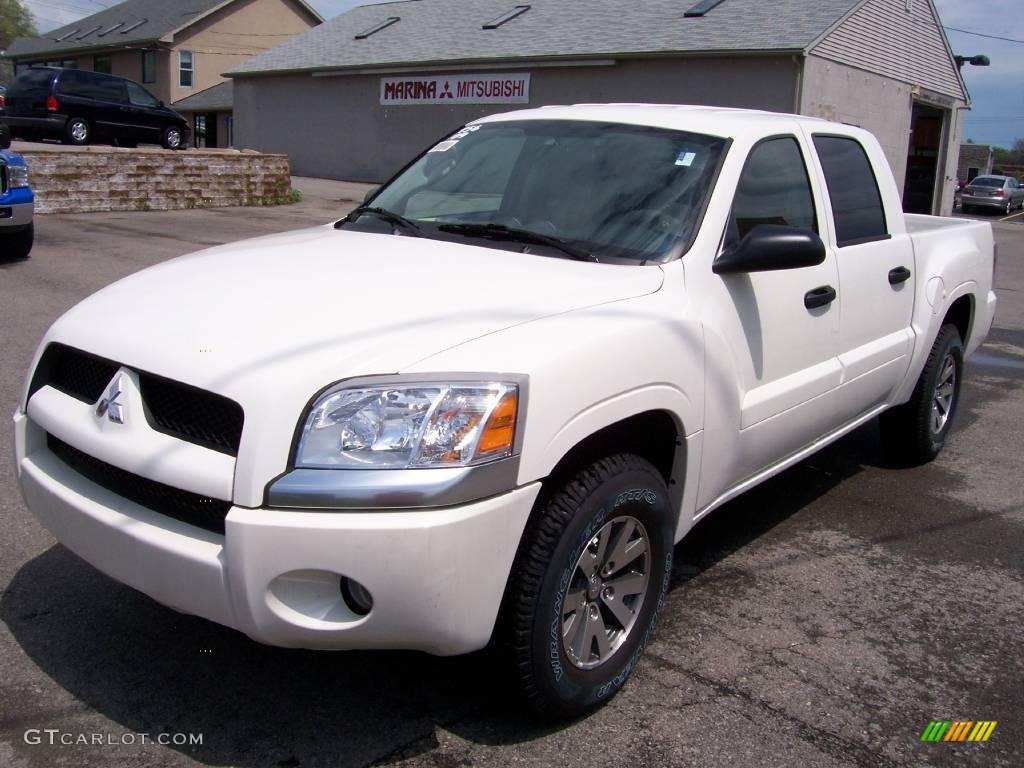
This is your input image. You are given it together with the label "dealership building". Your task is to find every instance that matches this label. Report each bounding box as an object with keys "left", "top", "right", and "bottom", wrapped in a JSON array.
[{"left": 229, "top": 0, "right": 970, "bottom": 215}]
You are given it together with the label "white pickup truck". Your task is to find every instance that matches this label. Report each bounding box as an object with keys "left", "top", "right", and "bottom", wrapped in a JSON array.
[{"left": 13, "top": 105, "right": 996, "bottom": 718}]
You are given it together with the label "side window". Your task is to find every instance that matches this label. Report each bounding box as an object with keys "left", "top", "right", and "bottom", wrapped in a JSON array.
[
  {"left": 56, "top": 70, "right": 87, "bottom": 97},
  {"left": 126, "top": 81, "right": 159, "bottom": 108},
  {"left": 728, "top": 137, "right": 817, "bottom": 246},
  {"left": 813, "top": 136, "right": 888, "bottom": 247},
  {"left": 90, "top": 75, "right": 127, "bottom": 103}
]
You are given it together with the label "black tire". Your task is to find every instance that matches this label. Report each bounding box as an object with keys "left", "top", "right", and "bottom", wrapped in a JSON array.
[
  {"left": 880, "top": 324, "right": 964, "bottom": 465},
  {"left": 64, "top": 117, "right": 91, "bottom": 146},
  {"left": 161, "top": 126, "right": 184, "bottom": 150},
  {"left": 2, "top": 223, "right": 34, "bottom": 260},
  {"left": 499, "top": 454, "right": 673, "bottom": 720}
]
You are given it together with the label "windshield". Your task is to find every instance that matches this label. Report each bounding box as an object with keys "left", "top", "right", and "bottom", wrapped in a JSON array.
[
  {"left": 345, "top": 120, "right": 728, "bottom": 262},
  {"left": 970, "top": 177, "right": 1005, "bottom": 188}
]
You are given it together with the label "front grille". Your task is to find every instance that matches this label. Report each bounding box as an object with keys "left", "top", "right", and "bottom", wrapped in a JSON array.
[
  {"left": 47, "top": 434, "right": 230, "bottom": 535},
  {"left": 31, "top": 343, "right": 119, "bottom": 404},
  {"left": 140, "top": 374, "right": 243, "bottom": 455},
  {"left": 30, "top": 344, "right": 244, "bottom": 456}
]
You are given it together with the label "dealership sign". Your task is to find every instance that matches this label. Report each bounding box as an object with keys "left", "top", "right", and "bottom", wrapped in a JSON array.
[{"left": 380, "top": 73, "right": 531, "bottom": 105}]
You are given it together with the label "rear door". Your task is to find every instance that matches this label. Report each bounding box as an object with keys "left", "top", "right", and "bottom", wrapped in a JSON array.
[
  {"left": 85, "top": 73, "right": 130, "bottom": 136},
  {"left": 808, "top": 133, "right": 915, "bottom": 423}
]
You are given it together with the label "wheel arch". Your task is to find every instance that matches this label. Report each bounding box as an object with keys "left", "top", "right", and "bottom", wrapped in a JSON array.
[
  {"left": 942, "top": 293, "right": 974, "bottom": 347},
  {"left": 493, "top": 407, "right": 687, "bottom": 648}
]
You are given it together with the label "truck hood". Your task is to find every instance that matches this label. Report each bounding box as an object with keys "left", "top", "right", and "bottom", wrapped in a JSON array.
[{"left": 43, "top": 226, "right": 664, "bottom": 399}]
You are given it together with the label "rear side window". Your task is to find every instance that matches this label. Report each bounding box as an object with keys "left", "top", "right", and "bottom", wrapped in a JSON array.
[
  {"left": 13, "top": 69, "right": 55, "bottom": 91},
  {"left": 57, "top": 71, "right": 127, "bottom": 103},
  {"left": 813, "top": 136, "right": 888, "bottom": 247},
  {"left": 728, "top": 136, "right": 817, "bottom": 245}
]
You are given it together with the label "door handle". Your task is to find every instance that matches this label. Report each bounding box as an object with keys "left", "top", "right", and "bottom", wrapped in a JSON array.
[
  {"left": 888, "top": 266, "right": 912, "bottom": 285},
  {"left": 804, "top": 285, "right": 837, "bottom": 310}
]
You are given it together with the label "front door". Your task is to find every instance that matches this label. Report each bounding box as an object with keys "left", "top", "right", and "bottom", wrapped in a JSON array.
[{"left": 696, "top": 133, "right": 842, "bottom": 508}]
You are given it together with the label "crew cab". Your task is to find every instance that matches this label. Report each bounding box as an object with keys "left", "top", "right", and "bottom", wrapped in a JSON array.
[
  {"left": 0, "top": 122, "right": 34, "bottom": 259},
  {"left": 12, "top": 106, "right": 996, "bottom": 719}
]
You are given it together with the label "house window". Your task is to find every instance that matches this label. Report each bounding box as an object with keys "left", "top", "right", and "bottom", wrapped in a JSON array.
[
  {"left": 62, "top": 59, "right": 78, "bottom": 69},
  {"left": 142, "top": 50, "right": 156, "bottom": 83},
  {"left": 93, "top": 54, "right": 112, "bottom": 74},
  {"left": 179, "top": 51, "right": 193, "bottom": 88}
]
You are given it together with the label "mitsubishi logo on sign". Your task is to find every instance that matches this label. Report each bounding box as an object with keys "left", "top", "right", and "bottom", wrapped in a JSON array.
[
  {"left": 380, "top": 73, "right": 531, "bottom": 105},
  {"left": 96, "top": 373, "right": 126, "bottom": 424}
]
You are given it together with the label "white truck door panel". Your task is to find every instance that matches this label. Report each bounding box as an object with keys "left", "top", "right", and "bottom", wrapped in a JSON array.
[
  {"left": 809, "top": 134, "right": 915, "bottom": 422},
  {"left": 697, "top": 133, "right": 841, "bottom": 506}
]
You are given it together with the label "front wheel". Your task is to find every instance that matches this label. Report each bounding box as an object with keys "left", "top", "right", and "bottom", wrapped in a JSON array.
[
  {"left": 2, "top": 223, "right": 34, "bottom": 259},
  {"left": 161, "top": 126, "right": 184, "bottom": 150},
  {"left": 499, "top": 454, "right": 673, "bottom": 720},
  {"left": 880, "top": 324, "right": 964, "bottom": 465}
]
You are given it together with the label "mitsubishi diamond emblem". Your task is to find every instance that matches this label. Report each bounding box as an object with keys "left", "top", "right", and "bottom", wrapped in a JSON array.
[{"left": 96, "top": 374, "right": 126, "bottom": 424}]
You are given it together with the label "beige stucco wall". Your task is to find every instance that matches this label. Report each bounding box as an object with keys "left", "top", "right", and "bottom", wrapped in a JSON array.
[{"left": 169, "top": 0, "right": 318, "bottom": 105}]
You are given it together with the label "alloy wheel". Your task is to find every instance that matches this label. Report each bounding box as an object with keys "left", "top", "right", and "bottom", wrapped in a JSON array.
[
  {"left": 931, "top": 352, "right": 957, "bottom": 434},
  {"left": 560, "top": 515, "right": 651, "bottom": 670}
]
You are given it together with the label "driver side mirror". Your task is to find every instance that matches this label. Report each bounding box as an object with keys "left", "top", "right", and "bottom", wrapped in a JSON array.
[
  {"left": 713, "top": 224, "right": 825, "bottom": 275},
  {"left": 362, "top": 186, "right": 379, "bottom": 205},
  {"left": 0, "top": 123, "right": 11, "bottom": 150}
]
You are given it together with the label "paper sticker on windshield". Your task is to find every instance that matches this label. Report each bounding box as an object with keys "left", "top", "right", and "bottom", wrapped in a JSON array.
[
  {"left": 675, "top": 151, "right": 697, "bottom": 167},
  {"left": 429, "top": 140, "right": 459, "bottom": 153}
]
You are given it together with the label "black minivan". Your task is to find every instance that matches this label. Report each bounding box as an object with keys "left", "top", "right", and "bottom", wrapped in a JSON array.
[{"left": 4, "top": 67, "right": 190, "bottom": 150}]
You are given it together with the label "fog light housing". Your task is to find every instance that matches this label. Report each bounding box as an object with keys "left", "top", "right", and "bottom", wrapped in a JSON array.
[{"left": 340, "top": 576, "right": 373, "bottom": 616}]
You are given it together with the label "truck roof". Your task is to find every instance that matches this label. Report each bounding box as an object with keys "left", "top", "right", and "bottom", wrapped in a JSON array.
[{"left": 477, "top": 103, "right": 853, "bottom": 142}]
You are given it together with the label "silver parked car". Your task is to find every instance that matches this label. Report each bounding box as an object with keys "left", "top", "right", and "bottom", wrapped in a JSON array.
[{"left": 961, "top": 175, "right": 1024, "bottom": 215}]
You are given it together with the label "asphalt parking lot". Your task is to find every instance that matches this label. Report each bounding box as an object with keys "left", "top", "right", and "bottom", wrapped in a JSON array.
[{"left": 1, "top": 187, "right": 1022, "bottom": 768}]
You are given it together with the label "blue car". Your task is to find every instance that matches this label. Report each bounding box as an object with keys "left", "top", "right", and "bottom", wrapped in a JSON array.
[{"left": 1, "top": 122, "right": 35, "bottom": 259}]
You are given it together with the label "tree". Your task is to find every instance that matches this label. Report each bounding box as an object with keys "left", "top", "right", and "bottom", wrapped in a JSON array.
[{"left": 1, "top": 0, "right": 36, "bottom": 85}]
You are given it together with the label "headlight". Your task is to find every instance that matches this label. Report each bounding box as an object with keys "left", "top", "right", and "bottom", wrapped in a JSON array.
[
  {"left": 8, "top": 164, "right": 29, "bottom": 189},
  {"left": 296, "top": 381, "right": 520, "bottom": 469}
]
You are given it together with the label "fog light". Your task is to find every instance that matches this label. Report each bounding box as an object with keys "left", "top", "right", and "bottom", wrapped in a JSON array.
[{"left": 340, "top": 577, "right": 373, "bottom": 616}]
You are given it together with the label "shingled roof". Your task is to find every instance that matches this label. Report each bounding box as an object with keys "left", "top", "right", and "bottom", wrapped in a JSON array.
[
  {"left": 6, "top": 0, "right": 322, "bottom": 60},
  {"left": 173, "top": 80, "right": 234, "bottom": 112},
  {"left": 229, "top": 0, "right": 866, "bottom": 76}
]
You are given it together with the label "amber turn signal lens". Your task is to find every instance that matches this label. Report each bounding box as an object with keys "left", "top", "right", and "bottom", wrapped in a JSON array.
[{"left": 477, "top": 391, "right": 518, "bottom": 457}]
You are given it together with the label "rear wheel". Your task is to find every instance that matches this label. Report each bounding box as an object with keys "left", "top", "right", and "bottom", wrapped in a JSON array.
[
  {"left": 499, "top": 454, "right": 673, "bottom": 720},
  {"left": 161, "top": 126, "right": 184, "bottom": 150},
  {"left": 64, "top": 117, "right": 91, "bottom": 146},
  {"left": 2, "top": 223, "right": 34, "bottom": 259},
  {"left": 880, "top": 324, "right": 964, "bottom": 465}
]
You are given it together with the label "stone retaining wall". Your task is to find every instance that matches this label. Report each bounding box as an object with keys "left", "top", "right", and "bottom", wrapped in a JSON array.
[{"left": 16, "top": 145, "right": 292, "bottom": 214}]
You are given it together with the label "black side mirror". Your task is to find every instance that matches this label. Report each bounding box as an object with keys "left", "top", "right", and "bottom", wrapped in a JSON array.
[
  {"left": 713, "top": 224, "right": 825, "bottom": 275},
  {"left": 0, "top": 123, "right": 11, "bottom": 150},
  {"left": 362, "top": 186, "right": 379, "bottom": 205}
]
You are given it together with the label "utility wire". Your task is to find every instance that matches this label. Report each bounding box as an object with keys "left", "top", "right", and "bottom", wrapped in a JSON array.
[{"left": 943, "top": 25, "right": 1024, "bottom": 44}]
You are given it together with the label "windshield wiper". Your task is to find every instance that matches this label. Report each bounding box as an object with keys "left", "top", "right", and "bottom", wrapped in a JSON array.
[
  {"left": 437, "top": 223, "right": 598, "bottom": 263},
  {"left": 340, "top": 206, "right": 422, "bottom": 236}
]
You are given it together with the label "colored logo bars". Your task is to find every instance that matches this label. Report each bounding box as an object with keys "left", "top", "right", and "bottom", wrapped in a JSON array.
[{"left": 920, "top": 721, "right": 997, "bottom": 742}]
